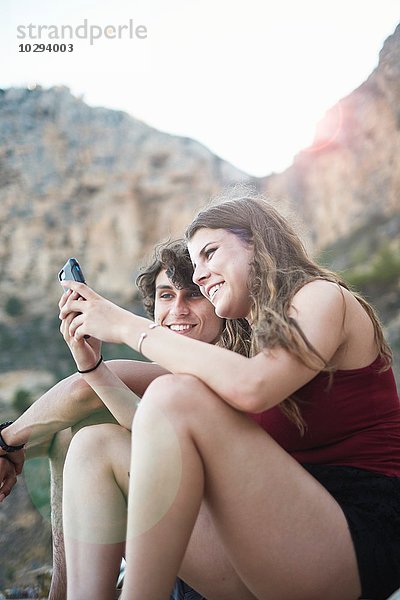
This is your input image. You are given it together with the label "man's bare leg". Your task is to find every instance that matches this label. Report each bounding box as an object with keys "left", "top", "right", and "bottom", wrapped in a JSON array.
[
  {"left": 47, "top": 411, "right": 118, "bottom": 600},
  {"left": 1, "top": 360, "right": 162, "bottom": 598},
  {"left": 48, "top": 428, "right": 72, "bottom": 600},
  {"left": 63, "top": 423, "right": 129, "bottom": 600}
]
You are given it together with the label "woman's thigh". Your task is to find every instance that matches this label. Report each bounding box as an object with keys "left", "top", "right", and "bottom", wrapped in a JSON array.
[
  {"left": 139, "top": 374, "right": 362, "bottom": 600},
  {"left": 179, "top": 503, "right": 258, "bottom": 600}
]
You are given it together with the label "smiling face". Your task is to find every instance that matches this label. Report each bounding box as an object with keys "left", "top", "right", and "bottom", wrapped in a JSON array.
[
  {"left": 154, "top": 269, "right": 224, "bottom": 344},
  {"left": 188, "top": 228, "right": 254, "bottom": 319}
]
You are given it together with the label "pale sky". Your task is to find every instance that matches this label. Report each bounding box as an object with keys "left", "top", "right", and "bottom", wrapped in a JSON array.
[{"left": 1, "top": 0, "right": 399, "bottom": 176}]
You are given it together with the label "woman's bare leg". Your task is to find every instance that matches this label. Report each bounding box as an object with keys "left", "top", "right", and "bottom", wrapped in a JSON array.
[
  {"left": 63, "top": 424, "right": 256, "bottom": 600},
  {"left": 63, "top": 423, "right": 131, "bottom": 600},
  {"left": 179, "top": 504, "right": 258, "bottom": 600},
  {"left": 121, "top": 374, "right": 362, "bottom": 600}
]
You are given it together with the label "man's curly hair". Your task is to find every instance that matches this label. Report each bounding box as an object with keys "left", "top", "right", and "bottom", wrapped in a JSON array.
[
  {"left": 136, "top": 240, "right": 199, "bottom": 320},
  {"left": 136, "top": 239, "right": 251, "bottom": 357}
]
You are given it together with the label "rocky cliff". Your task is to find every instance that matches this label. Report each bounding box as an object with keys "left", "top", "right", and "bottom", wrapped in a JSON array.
[
  {"left": 261, "top": 23, "right": 400, "bottom": 249},
  {"left": 259, "top": 23, "right": 400, "bottom": 366},
  {"left": 0, "top": 85, "right": 253, "bottom": 322},
  {"left": 1, "top": 26, "right": 399, "bottom": 327}
]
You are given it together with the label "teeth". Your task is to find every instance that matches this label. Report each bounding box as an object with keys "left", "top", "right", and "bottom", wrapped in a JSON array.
[
  {"left": 170, "top": 324, "right": 193, "bottom": 331},
  {"left": 209, "top": 283, "right": 223, "bottom": 300}
]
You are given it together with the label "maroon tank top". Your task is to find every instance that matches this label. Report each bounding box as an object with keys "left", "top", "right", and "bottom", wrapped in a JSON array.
[{"left": 249, "top": 356, "right": 400, "bottom": 477}]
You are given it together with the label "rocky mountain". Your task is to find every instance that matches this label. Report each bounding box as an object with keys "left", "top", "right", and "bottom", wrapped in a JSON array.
[
  {"left": 1, "top": 26, "right": 399, "bottom": 330},
  {"left": 0, "top": 85, "right": 253, "bottom": 323},
  {"left": 260, "top": 23, "right": 400, "bottom": 366},
  {"left": 261, "top": 23, "right": 400, "bottom": 249}
]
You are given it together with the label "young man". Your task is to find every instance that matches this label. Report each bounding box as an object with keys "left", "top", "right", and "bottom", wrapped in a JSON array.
[{"left": 0, "top": 241, "right": 248, "bottom": 599}]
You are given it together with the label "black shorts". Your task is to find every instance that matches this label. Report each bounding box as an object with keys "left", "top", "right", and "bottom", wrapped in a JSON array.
[{"left": 302, "top": 463, "right": 400, "bottom": 600}]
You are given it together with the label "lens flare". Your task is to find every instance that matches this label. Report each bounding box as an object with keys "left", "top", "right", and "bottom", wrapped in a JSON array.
[{"left": 304, "top": 102, "right": 344, "bottom": 153}]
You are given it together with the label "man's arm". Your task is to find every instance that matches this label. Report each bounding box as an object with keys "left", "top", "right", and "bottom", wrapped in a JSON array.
[{"left": 1, "top": 359, "right": 167, "bottom": 450}]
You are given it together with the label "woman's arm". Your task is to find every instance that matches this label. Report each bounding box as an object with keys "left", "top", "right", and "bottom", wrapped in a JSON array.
[{"left": 61, "top": 280, "right": 347, "bottom": 413}]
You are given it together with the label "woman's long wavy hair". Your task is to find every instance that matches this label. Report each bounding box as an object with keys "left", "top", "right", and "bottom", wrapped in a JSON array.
[
  {"left": 136, "top": 239, "right": 251, "bottom": 358},
  {"left": 185, "top": 196, "right": 392, "bottom": 433}
]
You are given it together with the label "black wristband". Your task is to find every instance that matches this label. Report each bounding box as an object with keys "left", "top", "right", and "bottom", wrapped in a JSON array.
[
  {"left": 0, "top": 421, "right": 25, "bottom": 453},
  {"left": 77, "top": 355, "right": 103, "bottom": 374}
]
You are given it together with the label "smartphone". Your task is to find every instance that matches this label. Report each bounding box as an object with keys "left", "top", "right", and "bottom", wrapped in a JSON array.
[
  {"left": 58, "top": 258, "right": 86, "bottom": 289},
  {"left": 58, "top": 258, "right": 90, "bottom": 338}
]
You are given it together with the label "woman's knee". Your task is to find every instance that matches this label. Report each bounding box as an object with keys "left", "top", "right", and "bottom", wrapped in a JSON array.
[
  {"left": 136, "top": 374, "right": 238, "bottom": 440},
  {"left": 144, "top": 373, "right": 200, "bottom": 395},
  {"left": 138, "top": 374, "right": 216, "bottom": 425}
]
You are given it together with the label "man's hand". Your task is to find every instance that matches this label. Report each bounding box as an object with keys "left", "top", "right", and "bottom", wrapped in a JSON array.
[
  {"left": 0, "top": 457, "right": 18, "bottom": 501},
  {"left": 59, "top": 288, "right": 102, "bottom": 372},
  {"left": 0, "top": 448, "right": 25, "bottom": 476}
]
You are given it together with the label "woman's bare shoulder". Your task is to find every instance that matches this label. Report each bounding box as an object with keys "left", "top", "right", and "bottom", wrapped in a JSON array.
[
  {"left": 291, "top": 280, "right": 346, "bottom": 314},
  {"left": 292, "top": 280, "right": 378, "bottom": 367}
]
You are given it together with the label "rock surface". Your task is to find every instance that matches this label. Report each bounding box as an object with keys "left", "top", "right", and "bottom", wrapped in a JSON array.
[
  {"left": 0, "top": 26, "right": 399, "bottom": 321},
  {"left": 0, "top": 85, "right": 253, "bottom": 320},
  {"left": 1, "top": 27, "right": 400, "bottom": 323},
  {"left": 261, "top": 23, "right": 400, "bottom": 249}
]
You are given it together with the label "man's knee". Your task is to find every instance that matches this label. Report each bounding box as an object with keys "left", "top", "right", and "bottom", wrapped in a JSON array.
[{"left": 68, "top": 422, "right": 122, "bottom": 455}]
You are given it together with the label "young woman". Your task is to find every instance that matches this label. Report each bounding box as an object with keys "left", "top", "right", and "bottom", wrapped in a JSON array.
[
  {"left": 60, "top": 239, "right": 250, "bottom": 600},
  {"left": 60, "top": 197, "right": 400, "bottom": 600}
]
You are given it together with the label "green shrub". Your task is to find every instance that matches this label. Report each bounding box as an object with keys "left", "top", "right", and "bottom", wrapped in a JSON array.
[
  {"left": 4, "top": 296, "right": 24, "bottom": 317},
  {"left": 12, "top": 388, "right": 32, "bottom": 414},
  {"left": 343, "top": 244, "right": 400, "bottom": 292},
  {"left": 24, "top": 457, "right": 51, "bottom": 522}
]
